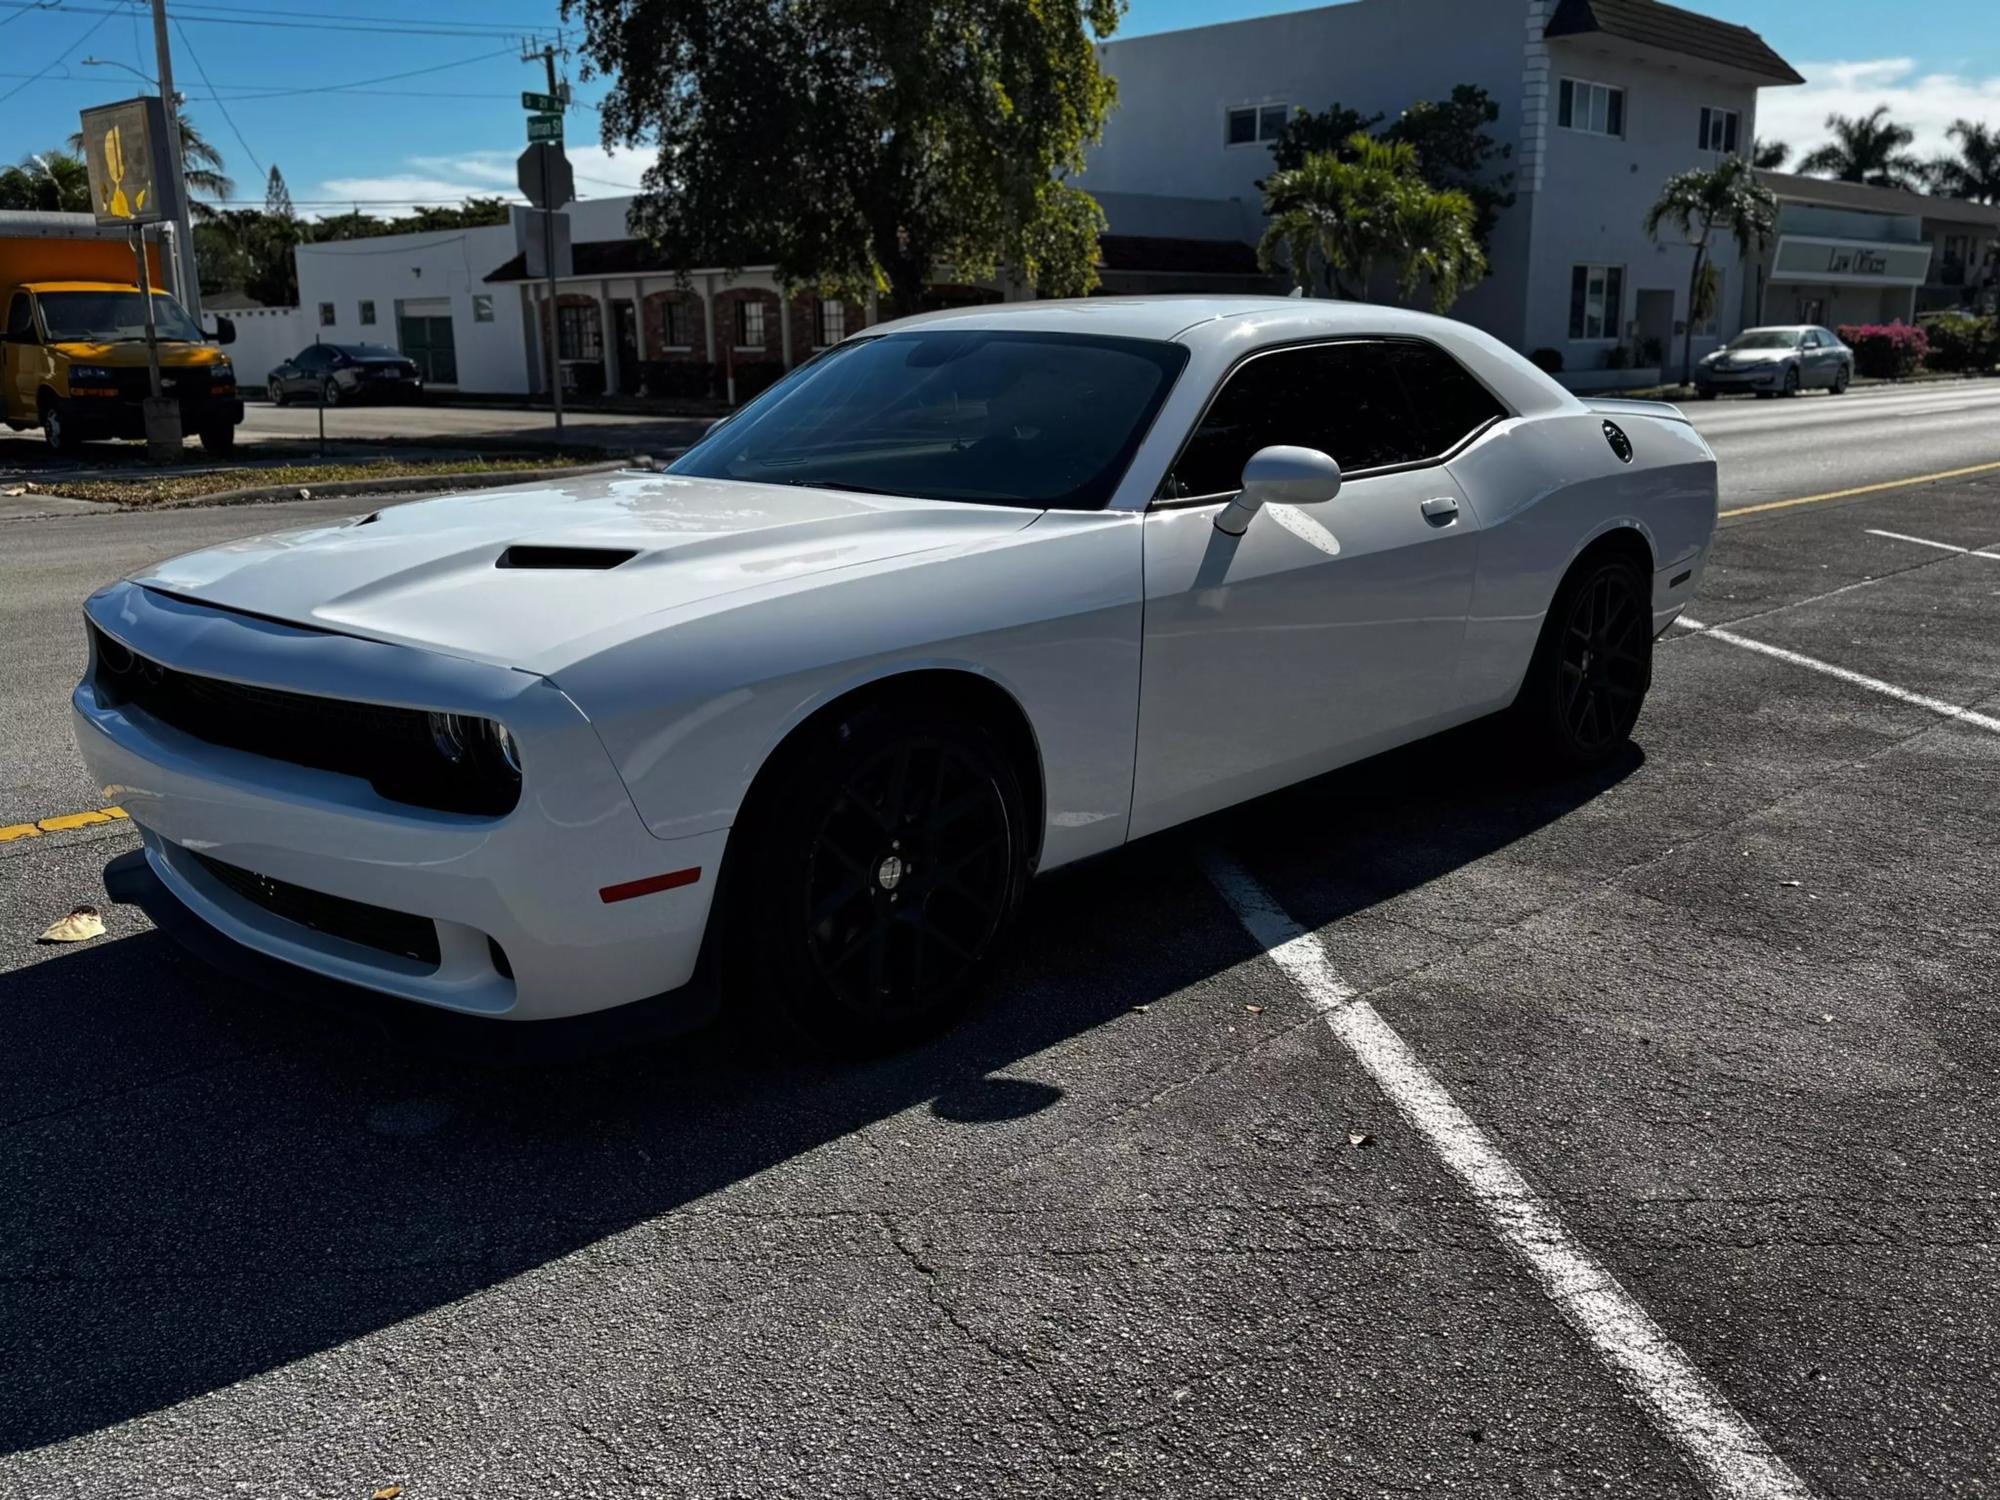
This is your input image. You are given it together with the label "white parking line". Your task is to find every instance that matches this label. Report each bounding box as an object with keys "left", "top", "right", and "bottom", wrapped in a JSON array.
[
  {"left": 1864, "top": 528, "right": 2000, "bottom": 560},
  {"left": 1677, "top": 618, "right": 2000, "bottom": 734},
  {"left": 1202, "top": 853, "right": 1815, "bottom": 1500}
]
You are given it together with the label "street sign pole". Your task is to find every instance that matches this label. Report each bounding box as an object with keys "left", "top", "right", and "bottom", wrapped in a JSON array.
[{"left": 542, "top": 157, "right": 563, "bottom": 436}]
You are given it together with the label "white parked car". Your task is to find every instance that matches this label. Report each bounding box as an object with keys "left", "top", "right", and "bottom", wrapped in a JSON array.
[{"left": 75, "top": 298, "right": 1717, "bottom": 1054}]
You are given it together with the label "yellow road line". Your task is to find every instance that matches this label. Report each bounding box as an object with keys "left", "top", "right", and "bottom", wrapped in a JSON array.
[
  {"left": 1722, "top": 459, "right": 2000, "bottom": 519},
  {"left": 0, "top": 806, "right": 128, "bottom": 842}
]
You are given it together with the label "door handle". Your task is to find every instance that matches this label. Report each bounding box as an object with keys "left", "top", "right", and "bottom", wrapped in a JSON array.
[{"left": 1420, "top": 496, "right": 1459, "bottom": 526}]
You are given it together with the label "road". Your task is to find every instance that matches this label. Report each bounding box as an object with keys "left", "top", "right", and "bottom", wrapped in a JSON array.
[
  {"left": 3, "top": 393, "right": 1999, "bottom": 1497},
  {"left": 235, "top": 396, "right": 712, "bottom": 455}
]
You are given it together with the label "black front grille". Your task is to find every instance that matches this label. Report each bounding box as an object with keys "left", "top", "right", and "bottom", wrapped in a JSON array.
[
  {"left": 188, "top": 849, "right": 441, "bottom": 967},
  {"left": 90, "top": 622, "right": 520, "bottom": 816}
]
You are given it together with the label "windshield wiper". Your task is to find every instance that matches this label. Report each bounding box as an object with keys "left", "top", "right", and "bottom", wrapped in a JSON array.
[{"left": 767, "top": 477, "right": 908, "bottom": 497}]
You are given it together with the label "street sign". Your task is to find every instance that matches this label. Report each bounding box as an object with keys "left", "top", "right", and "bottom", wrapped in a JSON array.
[
  {"left": 526, "top": 112, "right": 563, "bottom": 145},
  {"left": 520, "top": 209, "right": 573, "bottom": 280},
  {"left": 78, "top": 96, "right": 180, "bottom": 226},
  {"left": 521, "top": 90, "right": 561, "bottom": 113},
  {"left": 516, "top": 142, "right": 574, "bottom": 210}
]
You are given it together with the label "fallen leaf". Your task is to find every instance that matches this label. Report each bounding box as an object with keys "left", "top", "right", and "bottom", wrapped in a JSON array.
[
  {"left": 372, "top": 1487, "right": 403, "bottom": 1500},
  {"left": 37, "top": 906, "right": 104, "bottom": 944},
  {"left": 1779, "top": 880, "right": 1802, "bottom": 888},
  {"left": 1820, "top": 1013, "right": 1834, "bottom": 1024},
  {"left": 1245, "top": 1004, "right": 1265, "bottom": 1015},
  {"left": 1131, "top": 1004, "right": 1150, "bottom": 1013},
  {"left": 1, "top": 484, "right": 25, "bottom": 497},
  {"left": 1348, "top": 1131, "right": 1375, "bottom": 1148}
]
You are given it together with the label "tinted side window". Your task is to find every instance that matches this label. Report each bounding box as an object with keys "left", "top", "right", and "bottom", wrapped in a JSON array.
[
  {"left": 1379, "top": 340, "right": 1507, "bottom": 456},
  {"left": 1165, "top": 342, "right": 1427, "bottom": 498},
  {"left": 294, "top": 346, "right": 327, "bottom": 370}
]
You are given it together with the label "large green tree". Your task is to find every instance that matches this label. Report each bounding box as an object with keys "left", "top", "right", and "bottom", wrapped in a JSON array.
[
  {"left": 1926, "top": 119, "right": 2000, "bottom": 204},
  {"left": 1258, "top": 135, "right": 1486, "bottom": 311},
  {"left": 1796, "top": 105, "right": 1925, "bottom": 190},
  {"left": 565, "top": 0, "right": 1118, "bottom": 311},
  {"left": 1644, "top": 157, "right": 1777, "bottom": 388}
]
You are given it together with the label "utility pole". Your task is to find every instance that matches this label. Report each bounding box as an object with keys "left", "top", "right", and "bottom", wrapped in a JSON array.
[
  {"left": 521, "top": 37, "right": 567, "bottom": 433},
  {"left": 149, "top": 0, "right": 201, "bottom": 322}
]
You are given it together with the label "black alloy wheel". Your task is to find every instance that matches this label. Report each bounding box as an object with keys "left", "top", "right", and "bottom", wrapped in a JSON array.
[
  {"left": 321, "top": 377, "right": 342, "bottom": 407},
  {"left": 267, "top": 375, "right": 285, "bottom": 406},
  {"left": 729, "top": 708, "right": 1028, "bottom": 1054},
  {"left": 1515, "top": 554, "right": 1652, "bottom": 769}
]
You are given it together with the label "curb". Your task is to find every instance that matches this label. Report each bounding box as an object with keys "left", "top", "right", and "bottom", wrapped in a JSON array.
[{"left": 123, "top": 459, "right": 640, "bottom": 512}]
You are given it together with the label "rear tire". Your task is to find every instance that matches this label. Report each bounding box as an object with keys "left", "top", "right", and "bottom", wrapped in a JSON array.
[
  {"left": 726, "top": 705, "right": 1029, "bottom": 1055},
  {"left": 1511, "top": 552, "right": 1652, "bottom": 770},
  {"left": 321, "top": 378, "right": 342, "bottom": 408}
]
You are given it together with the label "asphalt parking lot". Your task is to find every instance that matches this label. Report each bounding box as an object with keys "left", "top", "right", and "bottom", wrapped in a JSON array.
[{"left": 3, "top": 409, "right": 1999, "bottom": 1496}]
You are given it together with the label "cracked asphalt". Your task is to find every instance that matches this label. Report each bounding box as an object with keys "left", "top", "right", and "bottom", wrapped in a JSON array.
[{"left": 3, "top": 396, "right": 1999, "bottom": 1497}]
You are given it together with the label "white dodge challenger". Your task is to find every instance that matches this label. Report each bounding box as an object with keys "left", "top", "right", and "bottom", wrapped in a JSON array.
[{"left": 75, "top": 298, "right": 1717, "bottom": 1054}]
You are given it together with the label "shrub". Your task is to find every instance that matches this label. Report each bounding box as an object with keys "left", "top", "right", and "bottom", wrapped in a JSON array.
[
  {"left": 1601, "top": 345, "right": 1631, "bottom": 370},
  {"left": 1836, "top": 321, "right": 1928, "bottom": 379},
  {"left": 1918, "top": 312, "right": 1999, "bottom": 373},
  {"left": 640, "top": 360, "right": 716, "bottom": 400},
  {"left": 732, "top": 360, "right": 789, "bottom": 401},
  {"left": 1528, "top": 347, "right": 1563, "bottom": 374}
]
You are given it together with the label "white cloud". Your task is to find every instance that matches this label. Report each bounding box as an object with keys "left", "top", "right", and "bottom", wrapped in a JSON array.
[
  {"left": 1759, "top": 58, "right": 2000, "bottom": 164},
  {"left": 311, "top": 144, "right": 652, "bottom": 217}
]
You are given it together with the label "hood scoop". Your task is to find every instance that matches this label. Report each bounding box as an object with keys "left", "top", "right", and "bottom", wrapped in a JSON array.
[{"left": 496, "top": 544, "right": 639, "bottom": 570}]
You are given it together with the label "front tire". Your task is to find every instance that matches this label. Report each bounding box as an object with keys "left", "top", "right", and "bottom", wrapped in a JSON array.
[
  {"left": 727, "top": 706, "right": 1029, "bottom": 1055},
  {"left": 40, "top": 395, "right": 78, "bottom": 455},
  {"left": 1831, "top": 365, "right": 1851, "bottom": 395},
  {"left": 267, "top": 376, "right": 286, "bottom": 406},
  {"left": 198, "top": 421, "right": 237, "bottom": 456},
  {"left": 1782, "top": 365, "right": 1802, "bottom": 397},
  {"left": 1512, "top": 553, "right": 1652, "bottom": 769}
]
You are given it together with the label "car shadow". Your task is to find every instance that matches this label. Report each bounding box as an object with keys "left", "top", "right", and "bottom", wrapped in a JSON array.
[{"left": 0, "top": 723, "right": 1642, "bottom": 1453}]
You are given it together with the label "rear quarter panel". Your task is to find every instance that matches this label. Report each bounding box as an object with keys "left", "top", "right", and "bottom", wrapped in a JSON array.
[{"left": 1447, "top": 411, "right": 1717, "bottom": 710}]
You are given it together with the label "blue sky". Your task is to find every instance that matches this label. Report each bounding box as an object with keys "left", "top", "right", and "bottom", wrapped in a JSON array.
[{"left": 1, "top": 0, "right": 1994, "bottom": 219}]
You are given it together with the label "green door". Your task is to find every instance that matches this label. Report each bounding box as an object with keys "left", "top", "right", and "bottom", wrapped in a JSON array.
[{"left": 398, "top": 314, "right": 458, "bottom": 385}]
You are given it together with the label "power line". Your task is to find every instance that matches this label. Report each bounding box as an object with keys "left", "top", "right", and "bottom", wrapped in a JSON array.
[
  {"left": 0, "top": 0, "right": 57, "bottom": 28},
  {"left": 173, "top": 13, "right": 261, "bottom": 178},
  {"left": 0, "top": 3, "right": 113, "bottom": 105},
  {"left": 0, "top": 1, "right": 569, "bottom": 41}
]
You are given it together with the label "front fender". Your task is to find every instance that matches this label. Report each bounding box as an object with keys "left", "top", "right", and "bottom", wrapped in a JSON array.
[{"left": 554, "top": 510, "right": 1146, "bottom": 873}]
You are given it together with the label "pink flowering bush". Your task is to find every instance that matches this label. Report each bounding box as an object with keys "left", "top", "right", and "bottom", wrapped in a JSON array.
[{"left": 1836, "top": 321, "right": 1929, "bottom": 379}]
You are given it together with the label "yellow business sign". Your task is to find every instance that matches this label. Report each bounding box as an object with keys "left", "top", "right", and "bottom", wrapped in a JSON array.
[{"left": 79, "top": 97, "right": 172, "bottom": 226}]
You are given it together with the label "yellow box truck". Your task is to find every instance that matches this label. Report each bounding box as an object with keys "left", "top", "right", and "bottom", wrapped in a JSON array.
[{"left": 1, "top": 211, "right": 242, "bottom": 455}]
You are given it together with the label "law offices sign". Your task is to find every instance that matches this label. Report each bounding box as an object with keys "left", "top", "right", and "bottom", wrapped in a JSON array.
[{"left": 1771, "top": 235, "right": 1933, "bottom": 286}]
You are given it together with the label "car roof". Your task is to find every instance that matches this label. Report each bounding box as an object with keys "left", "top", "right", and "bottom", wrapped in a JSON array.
[
  {"left": 1739, "top": 325, "right": 1816, "bottom": 334},
  {"left": 864, "top": 295, "right": 1486, "bottom": 348}
]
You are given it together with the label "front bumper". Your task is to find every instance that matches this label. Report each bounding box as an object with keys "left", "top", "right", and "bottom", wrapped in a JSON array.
[
  {"left": 1694, "top": 365, "right": 1784, "bottom": 393},
  {"left": 74, "top": 581, "right": 726, "bottom": 1028},
  {"left": 61, "top": 391, "right": 244, "bottom": 438}
]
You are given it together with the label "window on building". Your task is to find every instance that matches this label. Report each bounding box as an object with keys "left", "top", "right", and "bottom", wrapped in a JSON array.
[
  {"left": 1697, "top": 106, "right": 1740, "bottom": 153},
  {"left": 1163, "top": 341, "right": 1434, "bottom": 498},
  {"left": 1558, "top": 78, "right": 1625, "bottom": 138},
  {"left": 1568, "top": 263, "right": 1624, "bottom": 340},
  {"left": 1225, "top": 103, "right": 1290, "bottom": 147},
  {"left": 660, "top": 298, "right": 692, "bottom": 348},
  {"left": 735, "top": 299, "right": 766, "bottom": 348},
  {"left": 557, "top": 302, "right": 602, "bottom": 361},
  {"left": 816, "top": 298, "right": 846, "bottom": 347},
  {"left": 472, "top": 294, "right": 495, "bottom": 323},
  {"left": 358, "top": 300, "right": 376, "bottom": 325},
  {"left": 318, "top": 302, "right": 335, "bottom": 326}
]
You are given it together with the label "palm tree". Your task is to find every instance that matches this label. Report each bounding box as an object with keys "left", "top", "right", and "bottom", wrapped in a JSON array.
[
  {"left": 0, "top": 151, "right": 91, "bottom": 213},
  {"left": 1258, "top": 134, "right": 1420, "bottom": 299},
  {"left": 66, "top": 113, "right": 234, "bottom": 221},
  {"left": 1796, "top": 106, "right": 1925, "bottom": 190},
  {"left": 1645, "top": 156, "right": 1778, "bottom": 388},
  {"left": 1751, "top": 138, "right": 1790, "bottom": 170},
  {"left": 1389, "top": 184, "right": 1488, "bottom": 312},
  {"left": 1925, "top": 119, "right": 2000, "bottom": 204}
]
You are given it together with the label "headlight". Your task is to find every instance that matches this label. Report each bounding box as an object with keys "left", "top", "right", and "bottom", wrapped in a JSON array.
[
  {"left": 422, "top": 711, "right": 522, "bottom": 803},
  {"left": 211, "top": 358, "right": 234, "bottom": 378},
  {"left": 70, "top": 364, "right": 115, "bottom": 382}
]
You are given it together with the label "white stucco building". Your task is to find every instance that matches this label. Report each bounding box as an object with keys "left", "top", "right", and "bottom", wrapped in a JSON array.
[{"left": 1084, "top": 0, "right": 1805, "bottom": 384}]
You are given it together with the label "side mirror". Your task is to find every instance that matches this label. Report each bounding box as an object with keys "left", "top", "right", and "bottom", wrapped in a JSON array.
[
  {"left": 212, "top": 315, "right": 237, "bottom": 346},
  {"left": 1214, "top": 445, "right": 1342, "bottom": 536}
]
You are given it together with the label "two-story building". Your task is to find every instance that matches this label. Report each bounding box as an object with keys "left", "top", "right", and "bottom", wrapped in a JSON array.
[{"left": 1085, "top": 0, "right": 1804, "bottom": 384}]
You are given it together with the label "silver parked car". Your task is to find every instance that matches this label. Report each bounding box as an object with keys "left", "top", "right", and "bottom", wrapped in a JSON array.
[{"left": 1694, "top": 325, "right": 1853, "bottom": 399}]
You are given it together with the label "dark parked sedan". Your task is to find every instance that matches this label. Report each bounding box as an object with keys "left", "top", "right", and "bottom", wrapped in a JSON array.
[{"left": 265, "top": 343, "right": 425, "bottom": 407}]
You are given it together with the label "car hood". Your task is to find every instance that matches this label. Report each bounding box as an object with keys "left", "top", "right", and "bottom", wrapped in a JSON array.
[
  {"left": 131, "top": 470, "right": 1042, "bottom": 672},
  {"left": 1710, "top": 347, "right": 1795, "bottom": 364}
]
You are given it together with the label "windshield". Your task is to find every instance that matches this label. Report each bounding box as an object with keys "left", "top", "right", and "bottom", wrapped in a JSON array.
[
  {"left": 37, "top": 290, "right": 206, "bottom": 344},
  {"left": 670, "top": 330, "right": 1190, "bottom": 509},
  {"left": 1729, "top": 330, "right": 1802, "bottom": 350}
]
